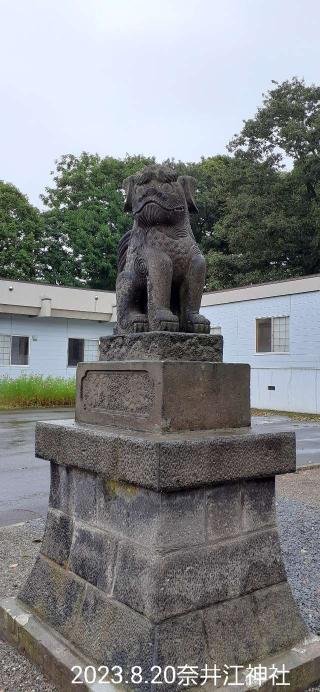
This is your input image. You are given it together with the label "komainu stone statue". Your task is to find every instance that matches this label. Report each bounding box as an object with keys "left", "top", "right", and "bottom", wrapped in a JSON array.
[
  {"left": 2, "top": 166, "right": 319, "bottom": 692},
  {"left": 116, "top": 164, "right": 210, "bottom": 334}
]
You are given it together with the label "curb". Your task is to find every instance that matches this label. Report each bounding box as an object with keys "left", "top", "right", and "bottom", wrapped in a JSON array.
[
  {"left": 297, "top": 463, "right": 320, "bottom": 473},
  {"left": 1, "top": 597, "right": 320, "bottom": 691}
]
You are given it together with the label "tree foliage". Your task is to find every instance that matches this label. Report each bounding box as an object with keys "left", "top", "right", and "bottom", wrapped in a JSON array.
[
  {"left": 39, "top": 153, "right": 154, "bottom": 289},
  {"left": 204, "top": 77, "right": 320, "bottom": 289},
  {"left": 228, "top": 77, "right": 320, "bottom": 167},
  {"left": 0, "top": 181, "right": 43, "bottom": 280}
]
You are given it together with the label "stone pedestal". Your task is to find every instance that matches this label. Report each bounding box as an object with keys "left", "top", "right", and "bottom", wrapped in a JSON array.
[
  {"left": 75, "top": 360, "right": 250, "bottom": 432},
  {"left": 1, "top": 333, "right": 319, "bottom": 691}
]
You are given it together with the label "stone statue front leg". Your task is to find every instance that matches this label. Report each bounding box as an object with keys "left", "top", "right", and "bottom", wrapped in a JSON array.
[
  {"left": 147, "top": 250, "right": 179, "bottom": 332},
  {"left": 181, "top": 252, "right": 210, "bottom": 333},
  {"left": 116, "top": 271, "right": 149, "bottom": 334}
]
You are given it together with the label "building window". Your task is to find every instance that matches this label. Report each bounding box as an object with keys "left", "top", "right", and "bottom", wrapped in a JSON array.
[
  {"left": 84, "top": 339, "right": 99, "bottom": 361},
  {"left": 11, "top": 336, "right": 29, "bottom": 365},
  {"left": 68, "top": 338, "right": 84, "bottom": 367},
  {"left": 0, "top": 335, "right": 11, "bottom": 366},
  {"left": 256, "top": 317, "right": 289, "bottom": 353},
  {"left": 68, "top": 338, "right": 99, "bottom": 367},
  {"left": 210, "top": 326, "right": 222, "bottom": 335},
  {"left": 0, "top": 335, "right": 29, "bottom": 366}
]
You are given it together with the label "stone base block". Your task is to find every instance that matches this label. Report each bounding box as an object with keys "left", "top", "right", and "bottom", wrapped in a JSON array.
[
  {"left": 1, "top": 596, "right": 320, "bottom": 692},
  {"left": 99, "top": 332, "right": 223, "bottom": 363},
  {"left": 75, "top": 360, "right": 250, "bottom": 432},
  {"left": 9, "top": 456, "right": 309, "bottom": 690},
  {"left": 35, "top": 420, "right": 296, "bottom": 490},
  {"left": 3, "top": 419, "right": 313, "bottom": 691},
  {"left": 16, "top": 555, "right": 308, "bottom": 684}
]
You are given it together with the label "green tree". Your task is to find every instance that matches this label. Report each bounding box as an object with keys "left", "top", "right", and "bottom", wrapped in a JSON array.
[
  {"left": 0, "top": 181, "right": 43, "bottom": 280},
  {"left": 40, "top": 153, "right": 154, "bottom": 289},
  {"left": 175, "top": 156, "right": 232, "bottom": 252},
  {"left": 228, "top": 77, "right": 320, "bottom": 171},
  {"left": 205, "top": 78, "right": 320, "bottom": 289},
  {"left": 205, "top": 158, "right": 295, "bottom": 289}
]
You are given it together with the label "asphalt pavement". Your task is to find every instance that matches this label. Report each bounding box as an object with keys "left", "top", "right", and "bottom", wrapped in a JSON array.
[
  {"left": 252, "top": 414, "right": 320, "bottom": 468},
  {"left": 0, "top": 409, "right": 320, "bottom": 528},
  {"left": 0, "top": 409, "right": 74, "bottom": 527}
]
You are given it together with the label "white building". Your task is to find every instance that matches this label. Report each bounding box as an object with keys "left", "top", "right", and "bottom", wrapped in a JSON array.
[
  {"left": 0, "top": 278, "right": 116, "bottom": 378},
  {"left": 2, "top": 273, "right": 320, "bottom": 413},
  {"left": 201, "top": 274, "right": 320, "bottom": 414}
]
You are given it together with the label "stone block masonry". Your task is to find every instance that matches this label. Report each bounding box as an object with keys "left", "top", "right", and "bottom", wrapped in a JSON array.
[
  {"left": 19, "top": 417, "right": 308, "bottom": 685},
  {"left": 19, "top": 457, "right": 307, "bottom": 681}
]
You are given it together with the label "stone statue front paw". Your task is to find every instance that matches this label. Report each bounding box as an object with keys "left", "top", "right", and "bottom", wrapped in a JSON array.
[
  {"left": 152, "top": 309, "right": 180, "bottom": 332},
  {"left": 185, "top": 311, "right": 210, "bottom": 334},
  {"left": 128, "top": 313, "right": 149, "bottom": 333}
]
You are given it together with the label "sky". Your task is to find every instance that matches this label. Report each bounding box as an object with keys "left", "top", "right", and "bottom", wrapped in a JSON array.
[{"left": 1, "top": 0, "right": 320, "bottom": 207}]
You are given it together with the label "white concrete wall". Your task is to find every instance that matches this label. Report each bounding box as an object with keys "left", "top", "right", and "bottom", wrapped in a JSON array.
[
  {"left": 201, "top": 290, "right": 320, "bottom": 413},
  {"left": 0, "top": 315, "right": 114, "bottom": 379},
  {"left": 0, "top": 278, "right": 116, "bottom": 320},
  {"left": 250, "top": 368, "right": 320, "bottom": 413}
]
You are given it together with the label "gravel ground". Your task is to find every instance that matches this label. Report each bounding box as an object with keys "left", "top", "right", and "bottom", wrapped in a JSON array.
[
  {"left": 0, "top": 519, "right": 57, "bottom": 692},
  {"left": 0, "top": 471, "right": 319, "bottom": 692},
  {"left": 276, "top": 470, "right": 320, "bottom": 635},
  {"left": 277, "top": 499, "right": 320, "bottom": 633}
]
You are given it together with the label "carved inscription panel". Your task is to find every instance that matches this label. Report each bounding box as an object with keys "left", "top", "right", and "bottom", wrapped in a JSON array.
[{"left": 81, "top": 370, "right": 154, "bottom": 417}]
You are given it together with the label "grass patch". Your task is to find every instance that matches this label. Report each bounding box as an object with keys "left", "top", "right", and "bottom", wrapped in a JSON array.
[
  {"left": 252, "top": 408, "right": 320, "bottom": 422},
  {"left": 0, "top": 375, "right": 76, "bottom": 409}
]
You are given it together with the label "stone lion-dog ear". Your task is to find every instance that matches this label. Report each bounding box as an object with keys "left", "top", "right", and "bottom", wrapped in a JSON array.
[
  {"left": 123, "top": 175, "right": 135, "bottom": 212},
  {"left": 177, "top": 175, "right": 198, "bottom": 213}
]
